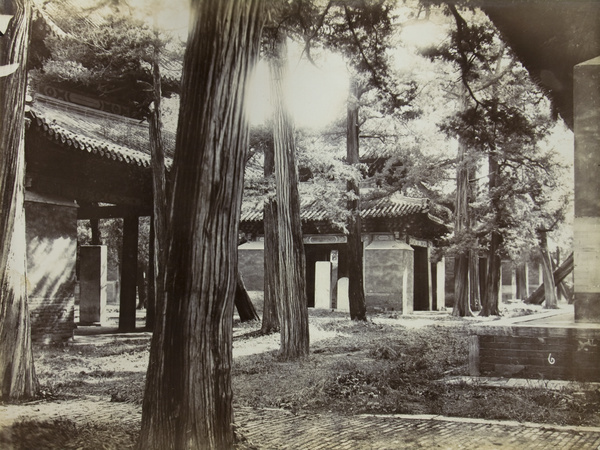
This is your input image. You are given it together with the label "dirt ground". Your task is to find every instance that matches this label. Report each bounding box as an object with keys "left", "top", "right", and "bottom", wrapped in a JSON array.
[{"left": 1, "top": 300, "right": 599, "bottom": 449}]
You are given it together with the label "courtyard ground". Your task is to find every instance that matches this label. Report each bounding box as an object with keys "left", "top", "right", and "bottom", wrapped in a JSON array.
[{"left": 1, "top": 300, "right": 599, "bottom": 449}]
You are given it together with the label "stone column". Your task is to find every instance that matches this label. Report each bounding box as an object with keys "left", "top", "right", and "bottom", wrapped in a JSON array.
[
  {"left": 314, "top": 261, "right": 332, "bottom": 309},
  {"left": 337, "top": 277, "right": 350, "bottom": 312},
  {"left": 574, "top": 56, "right": 600, "bottom": 322},
  {"left": 511, "top": 268, "right": 517, "bottom": 300},
  {"left": 364, "top": 237, "right": 414, "bottom": 313},
  {"left": 330, "top": 250, "right": 339, "bottom": 307},
  {"left": 436, "top": 257, "right": 445, "bottom": 311},
  {"left": 79, "top": 245, "right": 107, "bottom": 324}
]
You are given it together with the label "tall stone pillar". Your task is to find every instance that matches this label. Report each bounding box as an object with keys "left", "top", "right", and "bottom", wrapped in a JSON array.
[
  {"left": 574, "top": 56, "right": 600, "bottom": 323},
  {"left": 314, "top": 261, "right": 332, "bottom": 309},
  {"left": 436, "top": 257, "right": 445, "bottom": 310},
  {"left": 79, "top": 245, "right": 107, "bottom": 324}
]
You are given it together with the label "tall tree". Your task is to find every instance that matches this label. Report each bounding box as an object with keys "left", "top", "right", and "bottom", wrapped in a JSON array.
[
  {"left": 0, "top": 0, "right": 36, "bottom": 400},
  {"left": 346, "top": 78, "right": 367, "bottom": 321},
  {"left": 538, "top": 229, "right": 558, "bottom": 309},
  {"left": 137, "top": 0, "right": 264, "bottom": 447},
  {"left": 321, "top": 0, "right": 409, "bottom": 319},
  {"left": 147, "top": 17, "right": 167, "bottom": 332},
  {"left": 432, "top": 5, "right": 559, "bottom": 316},
  {"left": 261, "top": 134, "right": 280, "bottom": 334},
  {"left": 452, "top": 92, "right": 474, "bottom": 317},
  {"left": 268, "top": 30, "right": 309, "bottom": 359}
]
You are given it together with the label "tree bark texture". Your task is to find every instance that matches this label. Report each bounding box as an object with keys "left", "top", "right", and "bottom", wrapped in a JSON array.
[
  {"left": 346, "top": 79, "right": 367, "bottom": 321},
  {"left": 480, "top": 154, "right": 501, "bottom": 317},
  {"left": 137, "top": 1, "right": 264, "bottom": 448},
  {"left": 480, "top": 231, "right": 501, "bottom": 316},
  {"left": 468, "top": 164, "right": 480, "bottom": 311},
  {"left": 147, "top": 219, "right": 156, "bottom": 330},
  {"left": 269, "top": 32, "right": 310, "bottom": 359},
  {"left": 469, "top": 250, "right": 481, "bottom": 311},
  {"left": 525, "top": 253, "right": 573, "bottom": 305},
  {"left": 539, "top": 231, "right": 558, "bottom": 309},
  {"left": 515, "top": 263, "right": 528, "bottom": 299},
  {"left": 235, "top": 271, "right": 259, "bottom": 322},
  {"left": 147, "top": 37, "right": 167, "bottom": 332},
  {"left": 0, "top": 0, "right": 36, "bottom": 400},
  {"left": 452, "top": 134, "right": 472, "bottom": 317},
  {"left": 261, "top": 140, "right": 280, "bottom": 334}
]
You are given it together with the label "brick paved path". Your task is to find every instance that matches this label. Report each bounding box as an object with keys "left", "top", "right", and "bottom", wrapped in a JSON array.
[
  {"left": 1, "top": 400, "right": 599, "bottom": 449},
  {"left": 235, "top": 408, "right": 600, "bottom": 449}
]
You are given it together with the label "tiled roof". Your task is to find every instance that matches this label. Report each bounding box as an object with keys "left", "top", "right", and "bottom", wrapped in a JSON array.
[
  {"left": 240, "top": 194, "right": 432, "bottom": 223},
  {"left": 28, "top": 109, "right": 152, "bottom": 168},
  {"left": 362, "top": 195, "right": 429, "bottom": 219}
]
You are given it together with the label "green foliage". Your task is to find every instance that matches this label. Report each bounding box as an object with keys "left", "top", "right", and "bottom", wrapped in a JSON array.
[
  {"left": 426, "top": 5, "right": 571, "bottom": 264},
  {"left": 32, "top": 13, "right": 182, "bottom": 118}
]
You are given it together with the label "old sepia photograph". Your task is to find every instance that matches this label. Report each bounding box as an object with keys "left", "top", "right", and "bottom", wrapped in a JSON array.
[{"left": 0, "top": 0, "right": 599, "bottom": 448}]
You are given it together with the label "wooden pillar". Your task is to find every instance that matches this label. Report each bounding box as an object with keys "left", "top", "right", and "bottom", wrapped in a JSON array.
[
  {"left": 90, "top": 218, "right": 101, "bottom": 245},
  {"left": 573, "top": 56, "right": 600, "bottom": 322},
  {"left": 119, "top": 215, "right": 138, "bottom": 331},
  {"left": 426, "top": 246, "right": 433, "bottom": 310}
]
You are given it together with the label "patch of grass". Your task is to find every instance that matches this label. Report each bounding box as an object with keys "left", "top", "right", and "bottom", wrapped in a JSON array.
[
  {"left": 107, "top": 378, "right": 146, "bottom": 404},
  {"left": 9, "top": 418, "right": 138, "bottom": 449},
  {"left": 233, "top": 317, "right": 600, "bottom": 426},
  {"left": 17, "top": 310, "right": 600, "bottom": 446}
]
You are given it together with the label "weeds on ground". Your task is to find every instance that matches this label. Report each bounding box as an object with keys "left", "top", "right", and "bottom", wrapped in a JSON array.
[
  {"left": 7, "top": 418, "right": 138, "bottom": 449},
  {"left": 33, "top": 339, "right": 149, "bottom": 403},
  {"left": 233, "top": 317, "right": 600, "bottom": 426},
  {"left": 14, "top": 311, "right": 600, "bottom": 441}
]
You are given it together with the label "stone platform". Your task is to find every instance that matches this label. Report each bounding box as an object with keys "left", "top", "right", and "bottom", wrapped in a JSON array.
[{"left": 470, "top": 307, "right": 600, "bottom": 381}]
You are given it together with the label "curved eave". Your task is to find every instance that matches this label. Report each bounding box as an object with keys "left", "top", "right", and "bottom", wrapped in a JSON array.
[{"left": 28, "top": 110, "right": 159, "bottom": 169}]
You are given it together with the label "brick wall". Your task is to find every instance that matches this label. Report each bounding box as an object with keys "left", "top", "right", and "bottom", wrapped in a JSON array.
[
  {"left": 238, "top": 242, "right": 265, "bottom": 291},
  {"left": 475, "top": 328, "right": 599, "bottom": 381}
]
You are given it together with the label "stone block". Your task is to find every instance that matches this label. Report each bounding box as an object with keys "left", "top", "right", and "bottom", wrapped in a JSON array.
[
  {"left": 314, "top": 261, "right": 331, "bottom": 309},
  {"left": 337, "top": 277, "right": 349, "bottom": 312},
  {"left": 79, "top": 245, "right": 107, "bottom": 324},
  {"left": 25, "top": 193, "right": 78, "bottom": 342},
  {"left": 365, "top": 238, "right": 413, "bottom": 312}
]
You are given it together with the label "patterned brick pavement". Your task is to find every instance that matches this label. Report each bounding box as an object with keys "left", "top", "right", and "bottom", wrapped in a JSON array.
[
  {"left": 1, "top": 399, "right": 599, "bottom": 449},
  {"left": 235, "top": 408, "right": 600, "bottom": 449}
]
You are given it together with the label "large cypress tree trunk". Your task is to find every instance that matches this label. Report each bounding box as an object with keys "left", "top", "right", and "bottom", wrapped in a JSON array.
[
  {"left": 235, "top": 272, "right": 259, "bottom": 322},
  {"left": 346, "top": 78, "right": 367, "bottom": 321},
  {"left": 481, "top": 231, "right": 502, "bottom": 316},
  {"left": 468, "top": 165, "right": 481, "bottom": 312},
  {"left": 261, "top": 140, "right": 280, "bottom": 334},
  {"left": 147, "top": 33, "right": 167, "bottom": 332},
  {"left": 515, "top": 262, "right": 528, "bottom": 299},
  {"left": 0, "top": 0, "right": 36, "bottom": 400},
  {"left": 469, "top": 250, "right": 481, "bottom": 311},
  {"left": 137, "top": 1, "right": 264, "bottom": 448},
  {"left": 480, "top": 154, "right": 501, "bottom": 316},
  {"left": 539, "top": 231, "right": 558, "bottom": 309},
  {"left": 269, "top": 31, "right": 309, "bottom": 360},
  {"left": 452, "top": 135, "right": 472, "bottom": 317}
]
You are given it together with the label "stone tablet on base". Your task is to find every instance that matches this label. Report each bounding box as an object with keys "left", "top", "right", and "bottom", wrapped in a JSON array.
[
  {"left": 337, "top": 277, "right": 349, "bottom": 312},
  {"left": 314, "top": 261, "right": 332, "bottom": 309},
  {"left": 79, "top": 245, "right": 107, "bottom": 324}
]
